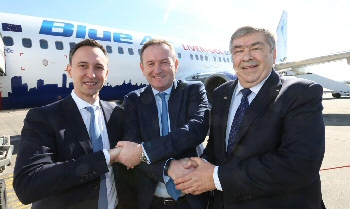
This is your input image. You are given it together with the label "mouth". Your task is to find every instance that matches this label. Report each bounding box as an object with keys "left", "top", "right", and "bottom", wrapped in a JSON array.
[
  {"left": 152, "top": 75, "right": 165, "bottom": 79},
  {"left": 83, "top": 81, "right": 98, "bottom": 86},
  {"left": 242, "top": 64, "right": 258, "bottom": 69}
]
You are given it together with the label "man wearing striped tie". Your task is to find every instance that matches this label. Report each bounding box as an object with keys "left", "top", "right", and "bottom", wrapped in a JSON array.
[
  {"left": 14, "top": 39, "right": 129, "bottom": 209},
  {"left": 116, "top": 39, "right": 211, "bottom": 209}
]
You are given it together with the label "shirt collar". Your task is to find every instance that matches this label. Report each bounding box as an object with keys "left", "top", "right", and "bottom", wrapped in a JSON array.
[
  {"left": 71, "top": 90, "right": 101, "bottom": 110},
  {"left": 151, "top": 80, "right": 177, "bottom": 96},
  {"left": 235, "top": 72, "right": 271, "bottom": 97}
]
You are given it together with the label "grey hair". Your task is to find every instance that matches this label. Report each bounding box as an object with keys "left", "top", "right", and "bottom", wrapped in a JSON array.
[{"left": 229, "top": 26, "right": 276, "bottom": 54}]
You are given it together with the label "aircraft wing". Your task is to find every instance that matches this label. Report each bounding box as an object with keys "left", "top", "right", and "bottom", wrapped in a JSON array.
[{"left": 274, "top": 50, "right": 350, "bottom": 73}]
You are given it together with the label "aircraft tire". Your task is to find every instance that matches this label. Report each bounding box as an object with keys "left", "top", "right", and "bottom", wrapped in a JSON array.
[{"left": 332, "top": 93, "right": 341, "bottom": 98}]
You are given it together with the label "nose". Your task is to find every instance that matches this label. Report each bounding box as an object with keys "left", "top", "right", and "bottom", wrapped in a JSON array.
[
  {"left": 242, "top": 50, "right": 253, "bottom": 61},
  {"left": 86, "top": 66, "right": 96, "bottom": 78},
  {"left": 154, "top": 63, "right": 162, "bottom": 73}
]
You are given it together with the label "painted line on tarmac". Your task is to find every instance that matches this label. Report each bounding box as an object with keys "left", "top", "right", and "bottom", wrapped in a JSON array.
[{"left": 320, "top": 164, "right": 350, "bottom": 171}]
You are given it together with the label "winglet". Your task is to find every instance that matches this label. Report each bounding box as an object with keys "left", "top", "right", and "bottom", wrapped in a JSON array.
[{"left": 276, "top": 10, "right": 288, "bottom": 63}]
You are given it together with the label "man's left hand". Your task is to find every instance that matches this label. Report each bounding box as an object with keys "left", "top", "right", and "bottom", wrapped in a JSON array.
[
  {"left": 174, "top": 157, "right": 216, "bottom": 195},
  {"left": 116, "top": 141, "right": 142, "bottom": 168}
]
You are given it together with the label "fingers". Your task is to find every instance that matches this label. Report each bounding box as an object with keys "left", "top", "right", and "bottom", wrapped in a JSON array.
[{"left": 183, "top": 159, "right": 198, "bottom": 169}]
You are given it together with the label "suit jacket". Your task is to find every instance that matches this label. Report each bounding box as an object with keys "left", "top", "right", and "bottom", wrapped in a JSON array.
[
  {"left": 123, "top": 80, "right": 210, "bottom": 209},
  {"left": 202, "top": 70, "right": 325, "bottom": 209},
  {"left": 13, "top": 95, "right": 126, "bottom": 209}
]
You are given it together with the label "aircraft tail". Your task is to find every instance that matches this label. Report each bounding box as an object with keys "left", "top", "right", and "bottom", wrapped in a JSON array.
[{"left": 276, "top": 10, "right": 288, "bottom": 63}]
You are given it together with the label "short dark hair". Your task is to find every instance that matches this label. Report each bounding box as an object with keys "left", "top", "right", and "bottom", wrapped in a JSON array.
[
  {"left": 229, "top": 26, "right": 276, "bottom": 54},
  {"left": 139, "top": 39, "right": 177, "bottom": 63},
  {"left": 69, "top": 39, "right": 108, "bottom": 64}
]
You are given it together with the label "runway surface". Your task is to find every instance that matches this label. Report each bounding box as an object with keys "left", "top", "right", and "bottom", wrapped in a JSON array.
[{"left": 0, "top": 93, "right": 349, "bottom": 209}]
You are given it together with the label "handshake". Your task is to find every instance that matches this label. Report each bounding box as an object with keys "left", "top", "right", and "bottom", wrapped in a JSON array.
[{"left": 109, "top": 141, "right": 216, "bottom": 195}]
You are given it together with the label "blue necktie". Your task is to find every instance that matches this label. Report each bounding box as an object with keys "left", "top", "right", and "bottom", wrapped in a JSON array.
[
  {"left": 86, "top": 106, "right": 108, "bottom": 209},
  {"left": 158, "top": 93, "right": 181, "bottom": 201},
  {"left": 226, "top": 88, "right": 252, "bottom": 156}
]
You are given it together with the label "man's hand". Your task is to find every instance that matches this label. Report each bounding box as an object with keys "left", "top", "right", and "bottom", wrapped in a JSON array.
[
  {"left": 168, "top": 158, "right": 198, "bottom": 180},
  {"left": 108, "top": 147, "right": 122, "bottom": 164},
  {"left": 116, "top": 141, "right": 142, "bottom": 168},
  {"left": 174, "top": 157, "right": 216, "bottom": 195}
]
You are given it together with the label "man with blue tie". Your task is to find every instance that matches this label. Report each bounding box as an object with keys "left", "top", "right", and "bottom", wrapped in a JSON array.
[
  {"left": 13, "top": 39, "right": 129, "bottom": 209},
  {"left": 116, "top": 39, "right": 210, "bottom": 209},
  {"left": 174, "top": 26, "right": 326, "bottom": 209}
]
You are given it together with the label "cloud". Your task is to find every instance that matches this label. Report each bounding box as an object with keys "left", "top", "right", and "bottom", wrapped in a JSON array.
[{"left": 162, "top": 0, "right": 182, "bottom": 24}]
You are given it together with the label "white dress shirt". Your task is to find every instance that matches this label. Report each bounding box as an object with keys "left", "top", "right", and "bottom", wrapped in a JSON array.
[
  {"left": 213, "top": 73, "right": 271, "bottom": 191},
  {"left": 71, "top": 91, "right": 118, "bottom": 209}
]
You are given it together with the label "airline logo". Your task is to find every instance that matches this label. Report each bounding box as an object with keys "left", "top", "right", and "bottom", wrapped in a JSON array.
[{"left": 39, "top": 20, "right": 152, "bottom": 45}]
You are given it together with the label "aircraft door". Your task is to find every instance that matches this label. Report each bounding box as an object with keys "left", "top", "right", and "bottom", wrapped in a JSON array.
[{"left": 0, "top": 33, "right": 5, "bottom": 75}]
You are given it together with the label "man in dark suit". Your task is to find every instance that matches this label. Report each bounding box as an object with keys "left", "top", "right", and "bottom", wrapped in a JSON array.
[
  {"left": 115, "top": 39, "right": 210, "bottom": 209},
  {"left": 13, "top": 39, "right": 128, "bottom": 209},
  {"left": 174, "top": 26, "right": 326, "bottom": 209}
]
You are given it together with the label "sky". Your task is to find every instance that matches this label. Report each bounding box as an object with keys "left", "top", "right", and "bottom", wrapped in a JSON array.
[{"left": 1, "top": 0, "right": 350, "bottom": 81}]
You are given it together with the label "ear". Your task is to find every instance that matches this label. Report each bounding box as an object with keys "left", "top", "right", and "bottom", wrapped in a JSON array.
[
  {"left": 140, "top": 62, "right": 145, "bottom": 76},
  {"left": 174, "top": 59, "right": 179, "bottom": 73},
  {"left": 273, "top": 48, "right": 277, "bottom": 64},
  {"left": 66, "top": 65, "right": 73, "bottom": 78}
]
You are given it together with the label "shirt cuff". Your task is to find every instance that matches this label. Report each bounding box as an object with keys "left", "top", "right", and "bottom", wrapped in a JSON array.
[
  {"left": 213, "top": 166, "right": 223, "bottom": 191},
  {"left": 141, "top": 143, "right": 151, "bottom": 164},
  {"left": 102, "top": 149, "right": 111, "bottom": 168}
]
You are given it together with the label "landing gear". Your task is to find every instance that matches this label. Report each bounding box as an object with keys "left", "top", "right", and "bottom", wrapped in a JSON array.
[{"left": 332, "top": 93, "right": 341, "bottom": 98}]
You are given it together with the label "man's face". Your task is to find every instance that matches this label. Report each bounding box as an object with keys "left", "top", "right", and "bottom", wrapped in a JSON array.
[
  {"left": 140, "top": 44, "right": 178, "bottom": 92},
  {"left": 231, "top": 32, "right": 276, "bottom": 88},
  {"left": 67, "top": 46, "right": 108, "bottom": 104}
]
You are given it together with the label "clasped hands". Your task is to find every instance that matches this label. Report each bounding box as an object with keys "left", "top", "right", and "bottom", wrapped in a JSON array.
[{"left": 111, "top": 141, "right": 216, "bottom": 195}]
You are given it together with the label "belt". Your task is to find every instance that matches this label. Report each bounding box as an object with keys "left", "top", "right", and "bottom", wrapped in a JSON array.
[{"left": 153, "top": 195, "right": 187, "bottom": 206}]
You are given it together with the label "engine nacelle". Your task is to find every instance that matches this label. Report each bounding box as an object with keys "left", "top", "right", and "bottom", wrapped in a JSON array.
[{"left": 203, "top": 72, "right": 237, "bottom": 105}]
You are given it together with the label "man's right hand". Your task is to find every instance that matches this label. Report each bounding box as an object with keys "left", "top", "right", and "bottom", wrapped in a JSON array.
[{"left": 168, "top": 158, "right": 198, "bottom": 180}]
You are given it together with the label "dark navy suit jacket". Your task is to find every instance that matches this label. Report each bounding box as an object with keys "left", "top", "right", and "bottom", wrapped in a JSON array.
[
  {"left": 13, "top": 95, "right": 126, "bottom": 209},
  {"left": 123, "top": 80, "right": 210, "bottom": 209},
  {"left": 203, "top": 70, "right": 325, "bottom": 209}
]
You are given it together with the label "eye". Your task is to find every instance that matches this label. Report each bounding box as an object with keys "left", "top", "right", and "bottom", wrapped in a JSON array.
[
  {"left": 147, "top": 62, "right": 155, "bottom": 67},
  {"left": 96, "top": 66, "right": 105, "bottom": 71},
  {"left": 233, "top": 50, "right": 243, "bottom": 55},
  {"left": 78, "top": 64, "right": 87, "bottom": 68}
]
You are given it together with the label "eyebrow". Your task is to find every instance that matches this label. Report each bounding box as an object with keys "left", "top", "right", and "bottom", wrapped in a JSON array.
[{"left": 233, "top": 41, "right": 264, "bottom": 49}]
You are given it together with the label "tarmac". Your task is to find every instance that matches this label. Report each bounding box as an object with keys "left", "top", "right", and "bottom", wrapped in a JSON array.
[{"left": 0, "top": 93, "right": 349, "bottom": 209}]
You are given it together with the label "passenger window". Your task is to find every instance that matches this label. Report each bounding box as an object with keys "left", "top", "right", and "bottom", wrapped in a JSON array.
[
  {"left": 69, "top": 42, "right": 76, "bottom": 49},
  {"left": 118, "top": 46, "right": 124, "bottom": 54},
  {"left": 190, "top": 54, "right": 193, "bottom": 60},
  {"left": 3, "top": 36, "right": 14, "bottom": 46},
  {"left": 55, "top": 41, "right": 64, "bottom": 50},
  {"left": 138, "top": 49, "right": 141, "bottom": 55},
  {"left": 205, "top": 56, "right": 208, "bottom": 61},
  {"left": 195, "top": 55, "right": 199, "bottom": 60},
  {"left": 213, "top": 56, "right": 217, "bottom": 62},
  {"left": 106, "top": 45, "right": 112, "bottom": 54},
  {"left": 177, "top": 53, "right": 181, "bottom": 59},
  {"left": 22, "top": 38, "right": 32, "bottom": 48},
  {"left": 40, "top": 39, "right": 48, "bottom": 49},
  {"left": 219, "top": 57, "right": 222, "bottom": 62},
  {"left": 128, "top": 48, "right": 134, "bottom": 55},
  {"left": 200, "top": 55, "right": 203, "bottom": 61}
]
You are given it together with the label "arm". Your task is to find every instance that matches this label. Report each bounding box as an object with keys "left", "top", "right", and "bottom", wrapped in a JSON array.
[
  {"left": 13, "top": 108, "right": 109, "bottom": 204},
  {"left": 141, "top": 82, "right": 210, "bottom": 163}
]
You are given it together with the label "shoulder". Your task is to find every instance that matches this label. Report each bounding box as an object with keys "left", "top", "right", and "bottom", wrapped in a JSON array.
[{"left": 280, "top": 76, "right": 323, "bottom": 95}]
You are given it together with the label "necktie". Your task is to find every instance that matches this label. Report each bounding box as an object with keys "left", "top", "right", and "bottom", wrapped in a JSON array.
[
  {"left": 86, "top": 106, "right": 108, "bottom": 209},
  {"left": 226, "top": 88, "right": 252, "bottom": 156},
  {"left": 158, "top": 93, "right": 181, "bottom": 200},
  {"left": 158, "top": 92, "right": 169, "bottom": 136}
]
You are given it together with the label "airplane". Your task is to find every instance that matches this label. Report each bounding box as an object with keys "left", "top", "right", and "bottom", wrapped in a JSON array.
[{"left": 0, "top": 10, "right": 349, "bottom": 111}]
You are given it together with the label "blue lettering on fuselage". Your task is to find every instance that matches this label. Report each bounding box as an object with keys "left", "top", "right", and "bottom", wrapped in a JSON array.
[{"left": 39, "top": 20, "right": 133, "bottom": 44}]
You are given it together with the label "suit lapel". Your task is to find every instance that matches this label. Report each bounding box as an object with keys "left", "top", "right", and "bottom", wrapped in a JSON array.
[
  {"left": 100, "top": 100, "right": 117, "bottom": 147},
  {"left": 226, "top": 71, "right": 282, "bottom": 160},
  {"left": 168, "top": 80, "right": 185, "bottom": 132},
  {"left": 218, "top": 80, "right": 237, "bottom": 162},
  {"left": 140, "top": 86, "right": 161, "bottom": 140},
  {"left": 61, "top": 95, "right": 91, "bottom": 155}
]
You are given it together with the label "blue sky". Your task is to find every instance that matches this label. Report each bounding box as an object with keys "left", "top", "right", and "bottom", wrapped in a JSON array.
[{"left": 1, "top": 0, "right": 350, "bottom": 81}]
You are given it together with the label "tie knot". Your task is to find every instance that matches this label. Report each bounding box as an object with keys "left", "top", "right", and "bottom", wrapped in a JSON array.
[
  {"left": 85, "top": 106, "right": 97, "bottom": 115},
  {"left": 240, "top": 88, "right": 252, "bottom": 98},
  {"left": 158, "top": 92, "right": 167, "bottom": 100}
]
